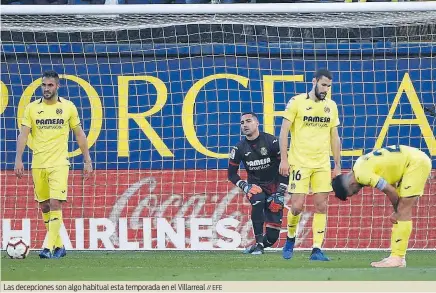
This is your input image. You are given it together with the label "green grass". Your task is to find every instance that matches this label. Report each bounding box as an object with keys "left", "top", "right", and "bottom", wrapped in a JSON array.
[{"left": 2, "top": 251, "right": 436, "bottom": 281}]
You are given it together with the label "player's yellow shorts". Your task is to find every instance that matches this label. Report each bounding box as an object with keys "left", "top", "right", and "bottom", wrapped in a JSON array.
[
  {"left": 288, "top": 165, "right": 332, "bottom": 194},
  {"left": 397, "top": 151, "right": 432, "bottom": 198},
  {"left": 32, "top": 166, "right": 69, "bottom": 202}
]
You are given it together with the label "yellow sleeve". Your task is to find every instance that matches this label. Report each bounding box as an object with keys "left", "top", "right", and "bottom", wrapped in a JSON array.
[
  {"left": 331, "top": 103, "right": 340, "bottom": 127},
  {"left": 21, "top": 104, "right": 32, "bottom": 128},
  {"left": 283, "top": 97, "right": 298, "bottom": 122},
  {"left": 353, "top": 162, "right": 380, "bottom": 188},
  {"left": 69, "top": 102, "right": 81, "bottom": 129}
]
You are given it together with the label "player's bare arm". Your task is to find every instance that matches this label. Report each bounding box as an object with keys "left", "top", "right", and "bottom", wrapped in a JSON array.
[
  {"left": 381, "top": 183, "right": 400, "bottom": 213},
  {"left": 279, "top": 118, "right": 292, "bottom": 176},
  {"left": 73, "top": 125, "right": 93, "bottom": 180},
  {"left": 14, "top": 125, "right": 31, "bottom": 179},
  {"left": 373, "top": 176, "right": 401, "bottom": 213},
  {"left": 330, "top": 126, "right": 342, "bottom": 177}
]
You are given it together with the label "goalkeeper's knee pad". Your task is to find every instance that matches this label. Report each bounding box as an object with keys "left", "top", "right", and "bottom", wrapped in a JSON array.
[{"left": 263, "top": 227, "right": 280, "bottom": 248}]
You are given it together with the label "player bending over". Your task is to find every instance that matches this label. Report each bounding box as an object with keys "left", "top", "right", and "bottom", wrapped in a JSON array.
[
  {"left": 228, "top": 112, "right": 289, "bottom": 255},
  {"left": 332, "top": 145, "right": 431, "bottom": 268},
  {"left": 14, "top": 70, "right": 93, "bottom": 259}
]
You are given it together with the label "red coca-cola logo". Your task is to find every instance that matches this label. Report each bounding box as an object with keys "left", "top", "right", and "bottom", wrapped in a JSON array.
[{"left": 107, "top": 173, "right": 256, "bottom": 248}]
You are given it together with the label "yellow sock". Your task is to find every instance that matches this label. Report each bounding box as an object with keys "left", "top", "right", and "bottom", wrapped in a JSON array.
[
  {"left": 312, "top": 213, "right": 327, "bottom": 248},
  {"left": 42, "top": 211, "right": 50, "bottom": 231},
  {"left": 54, "top": 220, "right": 64, "bottom": 249},
  {"left": 390, "top": 221, "right": 412, "bottom": 258},
  {"left": 47, "top": 210, "right": 62, "bottom": 251},
  {"left": 43, "top": 211, "right": 63, "bottom": 249},
  {"left": 54, "top": 234, "right": 64, "bottom": 248},
  {"left": 287, "top": 210, "right": 301, "bottom": 238}
]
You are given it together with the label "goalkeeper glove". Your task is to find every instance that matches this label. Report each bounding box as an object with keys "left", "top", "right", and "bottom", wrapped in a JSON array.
[
  {"left": 267, "top": 183, "right": 287, "bottom": 213},
  {"left": 237, "top": 180, "right": 262, "bottom": 200}
]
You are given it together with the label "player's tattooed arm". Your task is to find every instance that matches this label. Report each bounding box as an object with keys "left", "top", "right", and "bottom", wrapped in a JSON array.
[{"left": 378, "top": 179, "right": 400, "bottom": 212}]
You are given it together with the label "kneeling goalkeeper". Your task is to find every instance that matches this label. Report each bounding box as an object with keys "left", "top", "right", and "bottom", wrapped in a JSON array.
[{"left": 228, "top": 112, "right": 289, "bottom": 255}]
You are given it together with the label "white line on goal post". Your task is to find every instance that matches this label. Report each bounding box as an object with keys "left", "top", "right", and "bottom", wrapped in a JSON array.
[{"left": 1, "top": 2, "right": 436, "bottom": 15}]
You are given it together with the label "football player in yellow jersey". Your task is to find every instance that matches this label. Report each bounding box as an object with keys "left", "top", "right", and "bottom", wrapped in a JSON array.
[
  {"left": 279, "top": 69, "right": 342, "bottom": 261},
  {"left": 332, "top": 145, "right": 431, "bottom": 268},
  {"left": 14, "top": 70, "right": 93, "bottom": 259}
]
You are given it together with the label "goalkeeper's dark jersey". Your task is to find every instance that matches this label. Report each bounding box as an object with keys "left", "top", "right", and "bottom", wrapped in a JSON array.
[{"left": 228, "top": 132, "right": 287, "bottom": 194}]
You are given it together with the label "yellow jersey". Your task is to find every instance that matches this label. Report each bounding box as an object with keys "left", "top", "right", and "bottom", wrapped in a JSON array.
[
  {"left": 283, "top": 93, "right": 340, "bottom": 168},
  {"left": 353, "top": 145, "right": 423, "bottom": 187},
  {"left": 21, "top": 97, "right": 81, "bottom": 168}
]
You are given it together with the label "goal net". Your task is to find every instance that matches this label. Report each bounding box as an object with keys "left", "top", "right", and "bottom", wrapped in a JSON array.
[{"left": 1, "top": 3, "right": 435, "bottom": 251}]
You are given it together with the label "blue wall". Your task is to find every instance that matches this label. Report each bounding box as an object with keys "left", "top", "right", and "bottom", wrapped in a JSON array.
[{"left": 1, "top": 43, "right": 435, "bottom": 169}]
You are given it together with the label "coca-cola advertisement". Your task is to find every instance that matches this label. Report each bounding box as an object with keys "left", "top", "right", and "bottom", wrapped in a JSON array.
[{"left": 1, "top": 170, "right": 435, "bottom": 250}]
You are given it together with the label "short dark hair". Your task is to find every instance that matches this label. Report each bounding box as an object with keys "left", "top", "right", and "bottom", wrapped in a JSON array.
[
  {"left": 314, "top": 69, "right": 332, "bottom": 80},
  {"left": 42, "top": 70, "right": 59, "bottom": 80},
  {"left": 332, "top": 175, "right": 348, "bottom": 201},
  {"left": 241, "top": 112, "right": 258, "bottom": 120}
]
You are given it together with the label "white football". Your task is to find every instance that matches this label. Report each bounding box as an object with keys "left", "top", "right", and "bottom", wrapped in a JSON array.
[{"left": 6, "top": 237, "right": 30, "bottom": 259}]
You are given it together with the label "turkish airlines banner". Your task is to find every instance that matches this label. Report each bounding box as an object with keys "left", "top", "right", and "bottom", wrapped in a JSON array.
[{"left": 1, "top": 170, "right": 435, "bottom": 250}]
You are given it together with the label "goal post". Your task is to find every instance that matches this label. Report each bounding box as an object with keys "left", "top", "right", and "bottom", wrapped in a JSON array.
[
  {"left": 1, "top": 3, "right": 435, "bottom": 251},
  {"left": 2, "top": 2, "right": 436, "bottom": 14}
]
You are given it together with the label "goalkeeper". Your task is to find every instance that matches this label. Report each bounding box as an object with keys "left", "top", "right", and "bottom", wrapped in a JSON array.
[
  {"left": 332, "top": 145, "right": 431, "bottom": 268},
  {"left": 228, "top": 112, "right": 289, "bottom": 255}
]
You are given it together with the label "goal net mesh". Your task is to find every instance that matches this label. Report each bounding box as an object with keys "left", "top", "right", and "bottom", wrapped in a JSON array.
[{"left": 1, "top": 10, "right": 435, "bottom": 250}]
